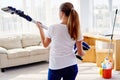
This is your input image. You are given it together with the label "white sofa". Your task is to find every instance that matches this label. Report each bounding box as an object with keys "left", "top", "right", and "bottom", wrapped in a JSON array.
[{"left": 0, "top": 34, "right": 49, "bottom": 72}]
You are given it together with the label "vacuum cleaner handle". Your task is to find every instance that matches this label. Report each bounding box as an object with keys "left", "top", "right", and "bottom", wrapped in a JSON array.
[{"left": 32, "top": 19, "right": 48, "bottom": 30}]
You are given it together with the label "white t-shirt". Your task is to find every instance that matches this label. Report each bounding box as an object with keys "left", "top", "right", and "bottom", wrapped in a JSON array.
[{"left": 46, "top": 24, "right": 82, "bottom": 70}]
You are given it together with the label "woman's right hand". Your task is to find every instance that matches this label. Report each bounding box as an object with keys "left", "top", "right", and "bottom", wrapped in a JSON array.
[{"left": 36, "top": 21, "right": 42, "bottom": 29}]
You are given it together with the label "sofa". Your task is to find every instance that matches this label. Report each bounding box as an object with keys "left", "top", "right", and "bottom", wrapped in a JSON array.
[{"left": 0, "top": 33, "right": 49, "bottom": 72}]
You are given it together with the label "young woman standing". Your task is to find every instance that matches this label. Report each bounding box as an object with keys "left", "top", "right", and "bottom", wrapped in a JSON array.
[{"left": 36, "top": 2, "right": 84, "bottom": 80}]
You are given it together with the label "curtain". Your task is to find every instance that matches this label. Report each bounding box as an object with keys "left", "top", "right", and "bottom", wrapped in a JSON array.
[{"left": 0, "top": 0, "right": 80, "bottom": 34}]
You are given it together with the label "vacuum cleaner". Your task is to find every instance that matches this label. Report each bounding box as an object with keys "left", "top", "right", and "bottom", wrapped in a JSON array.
[
  {"left": 1, "top": 6, "right": 48, "bottom": 30},
  {"left": 1, "top": 6, "right": 90, "bottom": 60}
]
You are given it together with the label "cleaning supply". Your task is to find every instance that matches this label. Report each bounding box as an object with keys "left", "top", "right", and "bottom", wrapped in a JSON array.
[
  {"left": 102, "top": 57, "right": 112, "bottom": 69},
  {"left": 103, "top": 68, "right": 112, "bottom": 79},
  {"left": 99, "top": 67, "right": 103, "bottom": 76},
  {"left": 100, "top": 57, "right": 112, "bottom": 79}
]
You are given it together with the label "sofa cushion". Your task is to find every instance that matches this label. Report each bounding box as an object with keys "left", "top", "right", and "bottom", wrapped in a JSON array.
[
  {"left": 7, "top": 48, "right": 29, "bottom": 59},
  {"left": 25, "top": 46, "right": 49, "bottom": 55},
  {"left": 0, "top": 35, "right": 22, "bottom": 49},
  {"left": 22, "top": 34, "right": 41, "bottom": 48},
  {"left": 0, "top": 47, "right": 7, "bottom": 54}
]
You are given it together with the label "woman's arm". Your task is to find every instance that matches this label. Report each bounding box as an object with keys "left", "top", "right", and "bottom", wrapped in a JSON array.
[
  {"left": 36, "top": 22, "right": 51, "bottom": 48},
  {"left": 76, "top": 40, "right": 84, "bottom": 56}
]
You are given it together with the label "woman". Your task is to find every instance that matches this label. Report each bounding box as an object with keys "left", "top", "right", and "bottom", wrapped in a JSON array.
[{"left": 36, "top": 2, "right": 84, "bottom": 80}]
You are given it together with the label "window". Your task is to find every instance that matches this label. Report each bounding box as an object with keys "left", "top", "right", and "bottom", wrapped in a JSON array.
[
  {"left": 93, "top": 0, "right": 110, "bottom": 33},
  {"left": 93, "top": 0, "right": 120, "bottom": 34},
  {"left": 0, "top": 0, "right": 80, "bottom": 34}
]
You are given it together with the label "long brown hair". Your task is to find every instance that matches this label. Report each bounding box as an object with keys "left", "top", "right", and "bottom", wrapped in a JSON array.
[{"left": 60, "top": 2, "right": 80, "bottom": 40}]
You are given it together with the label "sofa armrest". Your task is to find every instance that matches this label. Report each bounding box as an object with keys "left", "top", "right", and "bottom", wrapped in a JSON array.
[
  {"left": 0, "top": 47, "right": 7, "bottom": 54},
  {"left": 0, "top": 47, "right": 8, "bottom": 66}
]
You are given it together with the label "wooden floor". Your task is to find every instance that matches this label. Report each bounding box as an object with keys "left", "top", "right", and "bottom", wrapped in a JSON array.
[{"left": 0, "top": 61, "right": 120, "bottom": 80}]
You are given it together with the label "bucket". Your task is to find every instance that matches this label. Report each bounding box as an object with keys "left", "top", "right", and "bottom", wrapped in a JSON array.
[{"left": 102, "top": 69, "right": 112, "bottom": 79}]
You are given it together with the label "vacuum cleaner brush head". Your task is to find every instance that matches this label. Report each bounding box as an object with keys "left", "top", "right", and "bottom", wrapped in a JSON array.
[{"left": 1, "top": 6, "right": 15, "bottom": 14}]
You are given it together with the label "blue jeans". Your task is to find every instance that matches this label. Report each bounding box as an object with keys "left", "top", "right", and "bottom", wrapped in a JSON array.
[{"left": 48, "top": 64, "right": 78, "bottom": 80}]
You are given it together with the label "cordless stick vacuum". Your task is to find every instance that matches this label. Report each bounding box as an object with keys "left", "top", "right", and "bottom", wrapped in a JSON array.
[
  {"left": 1, "top": 6, "right": 48, "bottom": 30},
  {"left": 1, "top": 6, "right": 90, "bottom": 60}
]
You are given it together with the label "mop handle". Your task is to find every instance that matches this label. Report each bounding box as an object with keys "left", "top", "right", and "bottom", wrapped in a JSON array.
[
  {"left": 111, "top": 9, "right": 118, "bottom": 40},
  {"left": 108, "top": 9, "right": 118, "bottom": 56}
]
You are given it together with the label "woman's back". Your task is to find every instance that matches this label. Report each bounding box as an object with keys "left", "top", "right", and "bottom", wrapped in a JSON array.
[
  {"left": 48, "top": 24, "right": 77, "bottom": 69},
  {"left": 49, "top": 24, "right": 75, "bottom": 56}
]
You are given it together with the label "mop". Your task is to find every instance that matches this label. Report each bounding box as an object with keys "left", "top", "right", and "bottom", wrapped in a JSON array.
[
  {"left": 105, "top": 9, "right": 118, "bottom": 68},
  {"left": 108, "top": 9, "right": 118, "bottom": 58},
  {"left": 1, "top": 6, "right": 90, "bottom": 60},
  {"left": 100, "top": 9, "right": 118, "bottom": 79}
]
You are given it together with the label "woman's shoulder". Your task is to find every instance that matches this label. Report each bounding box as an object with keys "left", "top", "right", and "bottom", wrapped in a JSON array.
[
  {"left": 48, "top": 24, "right": 67, "bottom": 31},
  {"left": 50, "top": 24, "right": 63, "bottom": 27},
  {"left": 49, "top": 24, "right": 60, "bottom": 29}
]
